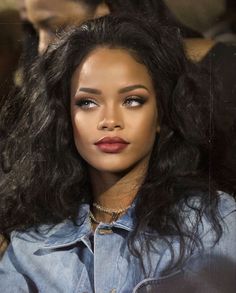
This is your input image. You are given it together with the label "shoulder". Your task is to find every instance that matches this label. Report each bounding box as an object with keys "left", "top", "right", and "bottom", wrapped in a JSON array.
[
  {"left": 8, "top": 221, "right": 68, "bottom": 256},
  {"left": 182, "top": 191, "right": 235, "bottom": 220},
  {"left": 186, "top": 192, "right": 236, "bottom": 260},
  {"left": 8, "top": 203, "right": 90, "bottom": 254},
  {"left": 180, "top": 193, "right": 236, "bottom": 292},
  {"left": 11, "top": 222, "right": 61, "bottom": 242},
  {"left": 212, "top": 192, "right": 236, "bottom": 258},
  {"left": 172, "top": 192, "right": 236, "bottom": 258},
  {"left": 189, "top": 191, "right": 235, "bottom": 235}
]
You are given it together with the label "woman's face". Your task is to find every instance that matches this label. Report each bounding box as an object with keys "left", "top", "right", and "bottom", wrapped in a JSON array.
[{"left": 71, "top": 47, "right": 159, "bottom": 174}]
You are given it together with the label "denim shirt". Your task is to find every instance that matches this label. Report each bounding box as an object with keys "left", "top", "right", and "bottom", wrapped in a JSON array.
[{"left": 0, "top": 193, "right": 235, "bottom": 293}]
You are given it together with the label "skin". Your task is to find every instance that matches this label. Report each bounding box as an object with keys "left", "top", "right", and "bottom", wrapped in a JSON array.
[
  {"left": 0, "top": 236, "right": 8, "bottom": 259},
  {"left": 185, "top": 38, "right": 215, "bottom": 61},
  {"left": 71, "top": 47, "right": 159, "bottom": 224},
  {"left": 25, "top": 0, "right": 109, "bottom": 54},
  {"left": 17, "top": 0, "right": 27, "bottom": 21}
]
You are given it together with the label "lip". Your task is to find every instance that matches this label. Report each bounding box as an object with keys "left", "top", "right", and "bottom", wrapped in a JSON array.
[{"left": 95, "top": 136, "right": 129, "bottom": 153}]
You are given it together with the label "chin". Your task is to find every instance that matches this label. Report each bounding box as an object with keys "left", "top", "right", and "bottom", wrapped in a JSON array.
[
  {"left": 94, "top": 165, "right": 132, "bottom": 174},
  {"left": 88, "top": 159, "right": 136, "bottom": 174},
  {"left": 86, "top": 153, "right": 151, "bottom": 175}
]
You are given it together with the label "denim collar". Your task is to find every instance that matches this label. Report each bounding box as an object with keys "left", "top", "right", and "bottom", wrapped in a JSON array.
[{"left": 42, "top": 201, "right": 136, "bottom": 249}]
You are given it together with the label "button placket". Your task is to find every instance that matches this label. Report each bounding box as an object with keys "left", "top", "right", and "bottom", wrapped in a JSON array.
[{"left": 94, "top": 225, "right": 119, "bottom": 293}]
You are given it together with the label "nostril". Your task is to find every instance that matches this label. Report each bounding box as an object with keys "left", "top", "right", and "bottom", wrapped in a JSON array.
[{"left": 97, "top": 118, "right": 124, "bottom": 130}]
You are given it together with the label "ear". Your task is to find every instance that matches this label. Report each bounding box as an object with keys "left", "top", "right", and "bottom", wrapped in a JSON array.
[
  {"left": 94, "top": 2, "right": 110, "bottom": 18},
  {"left": 156, "top": 124, "right": 160, "bottom": 133}
]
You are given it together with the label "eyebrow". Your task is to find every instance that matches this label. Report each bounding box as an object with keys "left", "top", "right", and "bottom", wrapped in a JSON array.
[
  {"left": 79, "top": 88, "right": 102, "bottom": 94},
  {"left": 118, "top": 84, "right": 149, "bottom": 93},
  {"left": 78, "top": 85, "right": 149, "bottom": 95}
]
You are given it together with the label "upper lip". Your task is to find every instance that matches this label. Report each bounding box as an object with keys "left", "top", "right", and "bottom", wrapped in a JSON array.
[{"left": 95, "top": 136, "right": 129, "bottom": 144}]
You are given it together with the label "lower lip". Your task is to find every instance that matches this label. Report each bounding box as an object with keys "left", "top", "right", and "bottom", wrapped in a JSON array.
[{"left": 95, "top": 143, "right": 128, "bottom": 153}]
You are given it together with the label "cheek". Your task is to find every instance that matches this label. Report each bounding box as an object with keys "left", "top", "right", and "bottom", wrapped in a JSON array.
[
  {"left": 71, "top": 112, "right": 89, "bottom": 147},
  {"left": 133, "top": 109, "right": 158, "bottom": 142},
  {"left": 137, "top": 123, "right": 157, "bottom": 152},
  {"left": 71, "top": 111, "right": 100, "bottom": 161}
]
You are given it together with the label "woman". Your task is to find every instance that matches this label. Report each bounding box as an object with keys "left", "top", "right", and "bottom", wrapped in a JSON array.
[
  {"left": 13, "top": 1, "right": 235, "bottom": 207},
  {"left": 0, "top": 15, "right": 235, "bottom": 292},
  {"left": 20, "top": 0, "right": 236, "bottom": 196}
]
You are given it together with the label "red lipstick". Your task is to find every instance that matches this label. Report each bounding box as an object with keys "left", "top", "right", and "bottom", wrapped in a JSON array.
[{"left": 95, "top": 137, "right": 129, "bottom": 153}]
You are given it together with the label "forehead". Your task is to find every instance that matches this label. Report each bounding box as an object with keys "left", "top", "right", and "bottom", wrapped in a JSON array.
[
  {"left": 73, "top": 48, "right": 154, "bottom": 88},
  {"left": 25, "top": 0, "right": 89, "bottom": 22}
]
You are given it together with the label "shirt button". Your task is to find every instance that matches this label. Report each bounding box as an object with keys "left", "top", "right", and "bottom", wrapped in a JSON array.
[
  {"left": 98, "top": 228, "right": 113, "bottom": 235},
  {"left": 110, "top": 289, "right": 116, "bottom": 293}
]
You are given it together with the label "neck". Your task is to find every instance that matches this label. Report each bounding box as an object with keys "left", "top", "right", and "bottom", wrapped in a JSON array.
[{"left": 89, "top": 159, "right": 149, "bottom": 224}]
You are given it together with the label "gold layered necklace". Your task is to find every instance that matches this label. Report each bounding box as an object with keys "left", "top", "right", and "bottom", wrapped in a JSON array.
[{"left": 90, "top": 202, "right": 131, "bottom": 224}]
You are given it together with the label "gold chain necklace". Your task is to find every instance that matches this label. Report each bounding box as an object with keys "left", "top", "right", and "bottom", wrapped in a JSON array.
[
  {"left": 90, "top": 202, "right": 131, "bottom": 224},
  {"left": 92, "top": 202, "right": 130, "bottom": 215},
  {"left": 89, "top": 210, "right": 120, "bottom": 224},
  {"left": 89, "top": 210, "right": 100, "bottom": 224}
]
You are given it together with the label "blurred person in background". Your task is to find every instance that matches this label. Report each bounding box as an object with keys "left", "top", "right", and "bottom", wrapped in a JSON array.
[
  {"left": 17, "top": 0, "right": 38, "bottom": 81},
  {"left": 204, "top": 0, "right": 236, "bottom": 42},
  {"left": 24, "top": 0, "right": 110, "bottom": 54},
  {"left": 0, "top": 8, "right": 22, "bottom": 108}
]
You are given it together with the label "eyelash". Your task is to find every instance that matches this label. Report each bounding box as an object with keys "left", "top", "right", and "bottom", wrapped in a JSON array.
[
  {"left": 75, "top": 98, "right": 98, "bottom": 109},
  {"left": 123, "top": 96, "right": 146, "bottom": 107},
  {"left": 75, "top": 96, "right": 146, "bottom": 109}
]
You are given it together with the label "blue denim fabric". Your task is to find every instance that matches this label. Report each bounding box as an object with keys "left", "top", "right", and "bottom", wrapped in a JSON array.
[{"left": 0, "top": 193, "right": 235, "bottom": 293}]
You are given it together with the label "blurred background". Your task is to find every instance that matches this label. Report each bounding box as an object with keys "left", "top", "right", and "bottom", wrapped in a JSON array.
[
  {"left": 166, "top": 0, "right": 225, "bottom": 31},
  {"left": 0, "top": 0, "right": 235, "bottom": 103}
]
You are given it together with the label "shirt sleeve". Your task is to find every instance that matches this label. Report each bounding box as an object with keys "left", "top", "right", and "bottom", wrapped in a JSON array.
[{"left": 201, "top": 193, "right": 236, "bottom": 261}]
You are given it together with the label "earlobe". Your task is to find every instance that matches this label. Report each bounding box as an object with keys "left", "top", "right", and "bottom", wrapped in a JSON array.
[
  {"left": 94, "top": 2, "right": 110, "bottom": 18},
  {"left": 156, "top": 125, "right": 160, "bottom": 133}
]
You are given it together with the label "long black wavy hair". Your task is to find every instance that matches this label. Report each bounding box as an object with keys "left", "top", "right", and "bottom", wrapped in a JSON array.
[{"left": 0, "top": 15, "right": 222, "bottom": 274}]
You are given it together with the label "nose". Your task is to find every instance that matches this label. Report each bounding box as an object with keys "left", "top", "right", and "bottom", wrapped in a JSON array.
[
  {"left": 38, "top": 30, "right": 54, "bottom": 55},
  {"left": 97, "top": 106, "right": 124, "bottom": 131}
]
